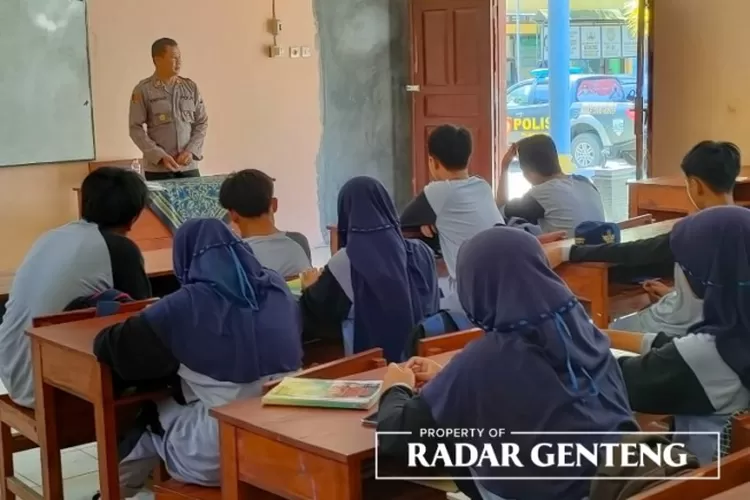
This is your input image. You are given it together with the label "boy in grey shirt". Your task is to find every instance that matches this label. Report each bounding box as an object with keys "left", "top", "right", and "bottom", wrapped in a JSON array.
[
  {"left": 497, "top": 134, "right": 605, "bottom": 236},
  {"left": 219, "top": 169, "right": 310, "bottom": 277}
]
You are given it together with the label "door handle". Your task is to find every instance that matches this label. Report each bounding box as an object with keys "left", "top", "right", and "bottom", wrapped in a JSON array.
[{"left": 405, "top": 85, "right": 421, "bottom": 92}]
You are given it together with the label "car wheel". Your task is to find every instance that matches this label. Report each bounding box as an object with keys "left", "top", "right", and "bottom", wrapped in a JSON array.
[{"left": 572, "top": 132, "right": 603, "bottom": 168}]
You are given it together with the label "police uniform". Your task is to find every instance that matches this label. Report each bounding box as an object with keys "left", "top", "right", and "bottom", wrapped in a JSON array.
[{"left": 129, "top": 75, "right": 208, "bottom": 179}]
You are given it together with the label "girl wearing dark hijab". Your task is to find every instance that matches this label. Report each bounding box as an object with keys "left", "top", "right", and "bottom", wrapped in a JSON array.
[
  {"left": 93, "top": 219, "right": 302, "bottom": 497},
  {"left": 377, "top": 226, "right": 634, "bottom": 500},
  {"left": 612, "top": 206, "right": 750, "bottom": 464},
  {"left": 300, "top": 176, "right": 440, "bottom": 362}
]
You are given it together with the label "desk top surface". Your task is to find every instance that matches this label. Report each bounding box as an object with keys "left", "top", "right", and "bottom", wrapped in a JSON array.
[
  {"left": 543, "top": 218, "right": 678, "bottom": 255},
  {"left": 211, "top": 351, "right": 457, "bottom": 462},
  {"left": 629, "top": 168, "right": 750, "bottom": 188},
  {"left": 706, "top": 482, "right": 750, "bottom": 499},
  {"left": 26, "top": 313, "right": 132, "bottom": 357}
]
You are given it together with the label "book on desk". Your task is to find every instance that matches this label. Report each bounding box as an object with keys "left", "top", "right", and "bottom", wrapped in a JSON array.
[{"left": 262, "top": 378, "right": 382, "bottom": 409}]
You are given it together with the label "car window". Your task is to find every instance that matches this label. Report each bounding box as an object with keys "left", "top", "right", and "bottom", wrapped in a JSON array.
[
  {"left": 507, "top": 83, "right": 532, "bottom": 106},
  {"left": 575, "top": 78, "right": 626, "bottom": 102},
  {"left": 533, "top": 84, "right": 549, "bottom": 104}
]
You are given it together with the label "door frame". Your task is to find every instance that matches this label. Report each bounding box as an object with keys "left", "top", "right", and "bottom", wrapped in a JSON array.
[{"left": 407, "top": 0, "right": 506, "bottom": 195}]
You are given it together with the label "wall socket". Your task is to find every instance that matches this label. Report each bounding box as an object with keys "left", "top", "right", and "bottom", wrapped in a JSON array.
[
  {"left": 268, "top": 45, "right": 285, "bottom": 58},
  {"left": 289, "top": 46, "right": 301, "bottom": 58},
  {"left": 301, "top": 46, "right": 312, "bottom": 58},
  {"left": 268, "top": 19, "right": 282, "bottom": 35}
]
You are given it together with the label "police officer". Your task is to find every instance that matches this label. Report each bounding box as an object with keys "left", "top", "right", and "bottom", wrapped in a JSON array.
[{"left": 129, "top": 38, "right": 208, "bottom": 181}]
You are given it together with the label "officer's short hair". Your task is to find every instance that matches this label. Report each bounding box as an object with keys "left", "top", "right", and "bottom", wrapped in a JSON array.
[
  {"left": 681, "top": 141, "right": 741, "bottom": 194},
  {"left": 81, "top": 167, "right": 148, "bottom": 230},
  {"left": 152, "top": 38, "right": 178, "bottom": 58},
  {"left": 219, "top": 169, "right": 276, "bottom": 218}
]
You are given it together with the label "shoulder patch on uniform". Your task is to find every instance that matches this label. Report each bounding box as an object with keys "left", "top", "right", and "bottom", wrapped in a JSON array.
[{"left": 131, "top": 92, "right": 140, "bottom": 104}]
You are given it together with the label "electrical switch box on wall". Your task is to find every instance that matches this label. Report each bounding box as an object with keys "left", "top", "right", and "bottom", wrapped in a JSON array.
[
  {"left": 268, "top": 45, "right": 285, "bottom": 58},
  {"left": 268, "top": 19, "right": 282, "bottom": 35},
  {"left": 301, "top": 46, "right": 312, "bottom": 58},
  {"left": 289, "top": 46, "right": 301, "bottom": 58}
]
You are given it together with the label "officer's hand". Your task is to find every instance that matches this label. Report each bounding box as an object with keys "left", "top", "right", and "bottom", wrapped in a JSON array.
[
  {"left": 175, "top": 151, "right": 192, "bottom": 166},
  {"left": 161, "top": 156, "right": 180, "bottom": 172}
]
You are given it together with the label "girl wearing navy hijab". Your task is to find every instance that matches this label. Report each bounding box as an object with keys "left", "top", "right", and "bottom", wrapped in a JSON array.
[
  {"left": 377, "top": 226, "right": 634, "bottom": 500},
  {"left": 611, "top": 206, "right": 750, "bottom": 464},
  {"left": 299, "top": 176, "right": 440, "bottom": 362},
  {"left": 93, "top": 218, "right": 302, "bottom": 497}
]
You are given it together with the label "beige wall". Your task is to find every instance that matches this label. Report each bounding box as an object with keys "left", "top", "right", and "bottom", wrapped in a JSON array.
[
  {"left": 0, "top": 0, "right": 321, "bottom": 270},
  {"left": 651, "top": 0, "right": 749, "bottom": 176}
]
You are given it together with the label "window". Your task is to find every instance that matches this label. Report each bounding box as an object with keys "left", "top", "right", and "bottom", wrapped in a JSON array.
[
  {"left": 507, "top": 83, "right": 532, "bottom": 106},
  {"left": 533, "top": 84, "right": 549, "bottom": 104}
]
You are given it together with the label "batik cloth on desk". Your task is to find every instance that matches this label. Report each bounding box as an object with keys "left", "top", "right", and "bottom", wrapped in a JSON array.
[{"left": 146, "top": 175, "right": 229, "bottom": 233}]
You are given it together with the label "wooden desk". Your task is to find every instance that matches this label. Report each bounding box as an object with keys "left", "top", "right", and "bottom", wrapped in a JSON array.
[
  {"left": 706, "top": 482, "right": 750, "bottom": 500},
  {"left": 628, "top": 169, "right": 750, "bottom": 220},
  {"left": 545, "top": 219, "right": 678, "bottom": 327}
]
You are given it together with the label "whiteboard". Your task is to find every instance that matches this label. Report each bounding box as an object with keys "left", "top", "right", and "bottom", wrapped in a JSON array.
[{"left": 0, "top": 0, "right": 95, "bottom": 167}]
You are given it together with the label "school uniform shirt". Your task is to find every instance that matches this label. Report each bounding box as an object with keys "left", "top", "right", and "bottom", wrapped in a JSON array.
[
  {"left": 244, "top": 232, "right": 311, "bottom": 278},
  {"left": 618, "top": 332, "right": 750, "bottom": 464},
  {"left": 566, "top": 232, "right": 675, "bottom": 283},
  {"left": 503, "top": 175, "right": 605, "bottom": 236},
  {"left": 400, "top": 177, "right": 504, "bottom": 280},
  {"left": 0, "top": 220, "right": 151, "bottom": 408}
]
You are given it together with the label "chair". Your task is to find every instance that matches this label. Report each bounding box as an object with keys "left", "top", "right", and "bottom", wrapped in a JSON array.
[
  {"left": 262, "top": 348, "right": 386, "bottom": 395},
  {"left": 153, "top": 481, "right": 223, "bottom": 500},
  {"left": 0, "top": 299, "right": 158, "bottom": 500},
  {"left": 731, "top": 413, "right": 750, "bottom": 453},
  {"left": 629, "top": 447, "right": 750, "bottom": 499},
  {"left": 417, "top": 328, "right": 484, "bottom": 357},
  {"left": 618, "top": 213, "right": 655, "bottom": 230}
]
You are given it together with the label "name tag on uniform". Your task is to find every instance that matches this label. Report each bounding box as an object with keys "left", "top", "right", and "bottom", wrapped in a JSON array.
[{"left": 156, "top": 112, "right": 173, "bottom": 124}]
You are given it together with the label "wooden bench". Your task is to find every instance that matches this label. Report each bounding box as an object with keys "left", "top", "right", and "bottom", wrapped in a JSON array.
[
  {"left": 0, "top": 299, "right": 158, "bottom": 500},
  {"left": 154, "top": 480, "right": 223, "bottom": 500},
  {"left": 417, "top": 328, "right": 484, "bottom": 357},
  {"left": 630, "top": 447, "right": 750, "bottom": 499},
  {"left": 730, "top": 413, "right": 750, "bottom": 452}
]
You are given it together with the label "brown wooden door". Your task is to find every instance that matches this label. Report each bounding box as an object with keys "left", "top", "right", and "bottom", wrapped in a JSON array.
[{"left": 409, "top": 0, "right": 496, "bottom": 194}]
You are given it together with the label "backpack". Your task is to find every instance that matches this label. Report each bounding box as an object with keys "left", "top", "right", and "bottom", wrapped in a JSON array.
[{"left": 403, "top": 310, "right": 474, "bottom": 359}]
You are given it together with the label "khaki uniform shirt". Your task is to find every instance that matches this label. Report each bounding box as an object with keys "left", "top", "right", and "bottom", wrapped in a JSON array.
[{"left": 129, "top": 75, "right": 208, "bottom": 173}]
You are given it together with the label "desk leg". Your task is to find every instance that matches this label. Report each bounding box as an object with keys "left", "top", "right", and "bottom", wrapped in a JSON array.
[
  {"left": 589, "top": 268, "right": 610, "bottom": 328},
  {"left": 92, "top": 365, "right": 120, "bottom": 500},
  {"left": 220, "top": 423, "right": 241, "bottom": 500},
  {"left": 32, "top": 342, "right": 64, "bottom": 499}
]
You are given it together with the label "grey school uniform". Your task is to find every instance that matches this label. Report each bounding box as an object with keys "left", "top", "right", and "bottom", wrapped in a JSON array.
[
  {"left": 129, "top": 75, "right": 208, "bottom": 174},
  {"left": 527, "top": 175, "right": 605, "bottom": 235},
  {"left": 0, "top": 222, "right": 124, "bottom": 407},
  {"left": 244, "top": 232, "right": 311, "bottom": 277}
]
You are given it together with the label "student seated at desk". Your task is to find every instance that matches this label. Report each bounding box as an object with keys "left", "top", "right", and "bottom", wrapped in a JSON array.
[
  {"left": 377, "top": 226, "right": 635, "bottom": 500},
  {"left": 558, "top": 141, "right": 741, "bottom": 285},
  {"left": 399, "top": 124, "right": 504, "bottom": 310},
  {"left": 219, "top": 168, "right": 311, "bottom": 277},
  {"left": 92, "top": 218, "right": 301, "bottom": 496},
  {"left": 0, "top": 167, "right": 151, "bottom": 409},
  {"left": 299, "top": 176, "right": 439, "bottom": 362},
  {"left": 497, "top": 134, "right": 605, "bottom": 236},
  {"left": 612, "top": 206, "right": 750, "bottom": 465}
]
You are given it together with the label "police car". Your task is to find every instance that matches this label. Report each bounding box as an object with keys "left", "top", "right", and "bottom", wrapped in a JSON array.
[{"left": 506, "top": 68, "right": 637, "bottom": 169}]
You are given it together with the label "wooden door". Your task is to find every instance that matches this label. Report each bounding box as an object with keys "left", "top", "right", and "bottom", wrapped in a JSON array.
[{"left": 409, "top": 0, "right": 497, "bottom": 194}]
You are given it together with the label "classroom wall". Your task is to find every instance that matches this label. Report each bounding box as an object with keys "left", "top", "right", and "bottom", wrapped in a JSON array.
[
  {"left": 313, "top": 0, "right": 411, "bottom": 230},
  {"left": 650, "top": 0, "right": 750, "bottom": 176},
  {"left": 0, "top": 0, "right": 322, "bottom": 271}
]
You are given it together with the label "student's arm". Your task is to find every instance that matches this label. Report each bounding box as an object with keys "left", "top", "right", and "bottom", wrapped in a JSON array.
[
  {"left": 101, "top": 231, "right": 153, "bottom": 300},
  {"left": 377, "top": 385, "right": 440, "bottom": 456},
  {"left": 93, "top": 314, "right": 179, "bottom": 382},
  {"left": 400, "top": 191, "right": 437, "bottom": 228},
  {"left": 502, "top": 194, "right": 546, "bottom": 225},
  {"left": 298, "top": 267, "right": 352, "bottom": 332},
  {"left": 568, "top": 232, "right": 673, "bottom": 268},
  {"left": 617, "top": 342, "right": 715, "bottom": 416}
]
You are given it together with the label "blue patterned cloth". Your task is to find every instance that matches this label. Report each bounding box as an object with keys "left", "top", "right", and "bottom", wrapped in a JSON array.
[{"left": 147, "top": 175, "right": 229, "bottom": 234}]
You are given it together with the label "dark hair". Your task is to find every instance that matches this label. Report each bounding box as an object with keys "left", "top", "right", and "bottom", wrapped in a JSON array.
[
  {"left": 681, "top": 141, "right": 741, "bottom": 194},
  {"left": 151, "top": 38, "right": 178, "bottom": 58},
  {"left": 516, "top": 134, "right": 561, "bottom": 176},
  {"left": 427, "top": 125, "right": 472, "bottom": 170},
  {"left": 219, "top": 169, "right": 276, "bottom": 218},
  {"left": 81, "top": 167, "right": 148, "bottom": 229}
]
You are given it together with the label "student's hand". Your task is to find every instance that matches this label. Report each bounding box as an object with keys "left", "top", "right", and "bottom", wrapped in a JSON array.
[
  {"left": 420, "top": 225, "right": 437, "bottom": 238},
  {"left": 175, "top": 151, "right": 192, "bottom": 166},
  {"left": 642, "top": 280, "right": 671, "bottom": 303},
  {"left": 501, "top": 143, "right": 518, "bottom": 171},
  {"left": 300, "top": 268, "right": 322, "bottom": 289},
  {"left": 381, "top": 363, "right": 416, "bottom": 392},
  {"left": 405, "top": 357, "right": 443, "bottom": 385},
  {"left": 160, "top": 155, "right": 180, "bottom": 172}
]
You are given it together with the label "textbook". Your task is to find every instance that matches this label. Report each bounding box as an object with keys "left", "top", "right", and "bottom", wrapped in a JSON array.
[
  {"left": 262, "top": 378, "right": 382, "bottom": 409},
  {"left": 286, "top": 277, "right": 302, "bottom": 296}
]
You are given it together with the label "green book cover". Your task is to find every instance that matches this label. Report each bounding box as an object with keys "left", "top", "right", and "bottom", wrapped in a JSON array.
[
  {"left": 262, "top": 378, "right": 382, "bottom": 410},
  {"left": 286, "top": 277, "right": 302, "bottom": 296}
]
